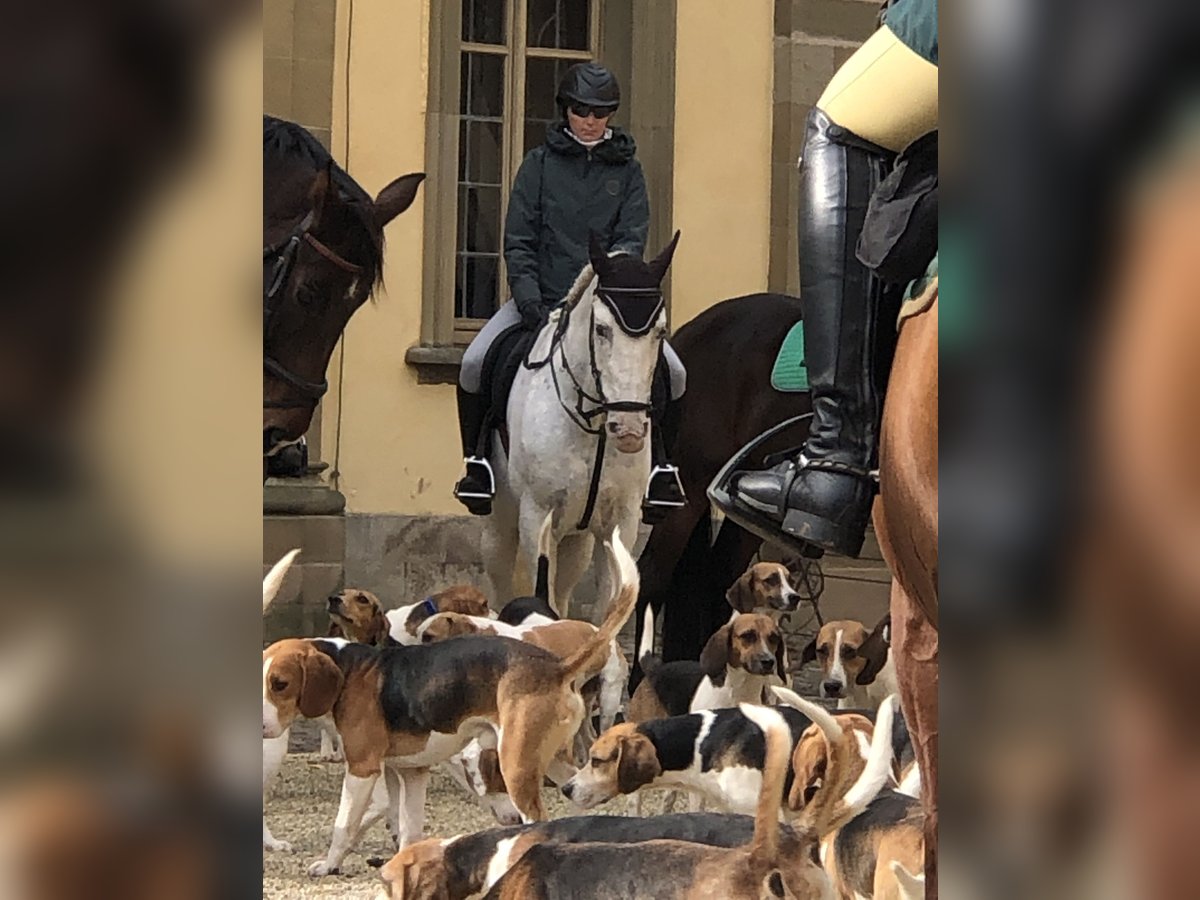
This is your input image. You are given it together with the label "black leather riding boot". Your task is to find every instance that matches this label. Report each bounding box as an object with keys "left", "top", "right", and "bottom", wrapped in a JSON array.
[
  {"left": 728, "top": 109, "right": 897, "bottom": 557},
  {"left": 643, "top": 357, "right": 685, "bottom": 525},
  {"left": 453, "top": 384, "right": 495, "bottom": 515}
]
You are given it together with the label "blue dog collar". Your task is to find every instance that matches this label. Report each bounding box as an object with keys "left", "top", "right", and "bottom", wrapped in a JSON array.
[{"left": 421, "top": 597, "right": 438, "bottom": 617}]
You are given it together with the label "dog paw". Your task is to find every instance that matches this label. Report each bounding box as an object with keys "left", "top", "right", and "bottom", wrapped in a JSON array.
[
  {"left": 317, "top": 750, "right": 345, "bottom": 763},
  {"left": 307, "top": 860, "right": 339, "bottom": 878},
  {"left": 263, "top": 838, "right": 292, "bottom": 853}
]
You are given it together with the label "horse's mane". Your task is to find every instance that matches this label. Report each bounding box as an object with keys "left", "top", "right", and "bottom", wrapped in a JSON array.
[{"left": 263, "top": 115, "right": 384, "bottom": 293}]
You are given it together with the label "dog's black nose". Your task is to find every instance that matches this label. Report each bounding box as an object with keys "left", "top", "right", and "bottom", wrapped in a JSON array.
[
  {"left": 776, "top": 592, "right": 800, "bottom": 611},
  {"left": 753, "top": 654, "right": 776, "bottom": 673},
  {"left": 822, "top": 680, "right": 844, "bottom": 697},
  {"left": 326, "top": 595, "right": 341, "bottom": 608},
  {"left": 561, "top": 782, "right": 574, "bottom": 799}
]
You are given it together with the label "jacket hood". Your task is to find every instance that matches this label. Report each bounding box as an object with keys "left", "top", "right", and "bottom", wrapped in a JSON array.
[{"left": 544, "top": 122, "right": 637, "bottom": 164}]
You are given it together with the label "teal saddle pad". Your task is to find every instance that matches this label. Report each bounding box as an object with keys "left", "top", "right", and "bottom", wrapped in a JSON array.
[{"left": 771, "top": 321, "right": 809, "bottom": 392}]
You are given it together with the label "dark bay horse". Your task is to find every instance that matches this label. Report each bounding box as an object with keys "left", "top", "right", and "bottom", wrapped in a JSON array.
[
  {"left": 631, "top": 294, "right": 814, "bottom": 687},
  {"left": 263, "top": 116, "right": 424, "bottom": 459}
]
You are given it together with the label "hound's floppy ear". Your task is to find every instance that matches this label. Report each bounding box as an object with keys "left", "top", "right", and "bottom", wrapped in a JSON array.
[
  {"left": 617, "top": 735, "right": 662, "bottom": 793},
  {"left": 646, "top": 230, "right": 681, "bottom": 283},
  {"left": 698, "top": 624, "right": 732, "bottom": 685},
  {"left": 800, "top": 636, "right": 818, "bottom": 667},
  {"left": 366, "top": 605, "right": 390, "bottom": 647},
  {"left": 773, "top": 628, "right": 788, "bottom": 680},
  {"left": 374, "top": 172, "right": 425, "bottom": 227},
  {"left": 724, "top": 571, "right": 756, "bottom": 613},
  {"left": 298, "top": 649, "right": 344, "bottom": 718},
  {"left": 855, "top": 614, "right": 892, "bottom": 685}
]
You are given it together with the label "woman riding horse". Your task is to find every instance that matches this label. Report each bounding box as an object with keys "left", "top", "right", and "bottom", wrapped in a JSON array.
[
  {"left": 454, "top": 61, "right": 687, "bottom": 524},
  {"left": 716, "top": 0, "right": 938, "bottom": 559}
]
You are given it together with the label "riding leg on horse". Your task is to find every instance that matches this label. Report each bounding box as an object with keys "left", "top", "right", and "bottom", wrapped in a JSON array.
[
  {"left": 453, "top": 61, "right": 686, "bottom": 524},
  {"left": 713, "top": 1, "right": 938, "bottom": 560}
]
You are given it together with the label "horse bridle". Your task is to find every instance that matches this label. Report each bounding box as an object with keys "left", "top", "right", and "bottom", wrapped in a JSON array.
[
  {"left": 526, "top": 284, "right": 665, "bottom": 529},
  {"left": 262, "top": 210, "right": 363, "bottom": 410},
  {"left": 529, "top": 285, "right": 665, "bottom": 436}
]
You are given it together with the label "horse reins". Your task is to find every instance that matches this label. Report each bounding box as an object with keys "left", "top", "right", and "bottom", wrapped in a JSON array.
[
  {"left": 263, "top": 210, "right": 363, "bottom": 410},
  {"left": 525, "top": 285, "right": 665, "bottom": 530}
]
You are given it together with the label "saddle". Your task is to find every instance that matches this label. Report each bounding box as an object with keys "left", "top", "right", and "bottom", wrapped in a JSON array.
[{"left": 477, "top": 323, "right": 538, "bottom": 453}]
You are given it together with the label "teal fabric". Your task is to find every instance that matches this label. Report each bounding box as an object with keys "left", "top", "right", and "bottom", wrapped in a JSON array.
[
  {"left": 771, "top": 321, "right": 810, "bottom": 392},
  {"left": 504, "top": 123, "right": 649, "bottom": 316},
  {"left": 885, "top": 0, "right": 938, "bottom": 65}
]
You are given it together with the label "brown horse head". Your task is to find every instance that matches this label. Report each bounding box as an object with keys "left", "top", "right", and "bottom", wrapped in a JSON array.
[{"left": 263, "top": 116, "right": 424, "bottom": 455}]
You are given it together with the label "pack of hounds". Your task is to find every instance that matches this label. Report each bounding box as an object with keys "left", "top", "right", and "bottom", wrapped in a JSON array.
[{"left": 263, "top": 517, "right": 925, "bottom": 899}]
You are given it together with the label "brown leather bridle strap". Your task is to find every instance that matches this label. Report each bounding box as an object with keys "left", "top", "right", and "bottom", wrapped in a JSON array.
[{"left": 303, "top": 232, "right": 363, "bottom": 273}]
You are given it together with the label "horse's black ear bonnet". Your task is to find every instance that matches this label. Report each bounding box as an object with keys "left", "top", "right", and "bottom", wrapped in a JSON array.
[{"left": 596, "top": 286, "right": 664, "bottom": 337}]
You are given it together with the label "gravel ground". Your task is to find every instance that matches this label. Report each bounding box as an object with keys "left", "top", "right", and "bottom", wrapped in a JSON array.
[{"left": 263, "top": 736, "right": 677, "bottom": 898}]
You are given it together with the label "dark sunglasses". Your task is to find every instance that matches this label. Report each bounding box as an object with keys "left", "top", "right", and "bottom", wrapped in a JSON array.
[{"left": 569, "top": 103, "right": 616, "bottom": 120}]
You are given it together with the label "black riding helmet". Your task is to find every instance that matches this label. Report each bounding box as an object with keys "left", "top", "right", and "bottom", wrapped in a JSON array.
[{"left": 556, "top": 62, "right": 620, "bottom": 115}]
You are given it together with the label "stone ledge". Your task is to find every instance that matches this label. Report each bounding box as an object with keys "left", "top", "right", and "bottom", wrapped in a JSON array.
[
  {"left": 263, "top": 481, "right": 346, "bottom": 515},
  {"left": 405, "top": 344, "right": 465, "bottom": 385}
]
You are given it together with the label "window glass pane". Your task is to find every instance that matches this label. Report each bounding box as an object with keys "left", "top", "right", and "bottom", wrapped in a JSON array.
[
  {"left": 462, "top": 0, "right": 504, "bottom": 45},
  {"left": 523, "top": 56, "right": 574, "bottom": 154},
  {"left": 458, "top": 119, "right": 503, "bottom": 185},
  {"left": 527, "top": 0, "right": 589, "bottom": 50},
  {"left": 456, "top": 254, "right": 500, "bottom": 319},
  {"left": 459, "top": 185, "right": 501, "bottom": 254},
  {"left": 459, "top": 52, "right": 505, "bottom": 118}
]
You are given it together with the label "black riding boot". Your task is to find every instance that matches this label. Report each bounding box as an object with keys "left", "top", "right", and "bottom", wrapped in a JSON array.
[
  {"left": 452, "top": 384, "right": 495, "bottom": 515},
  {"left": 726, "top": 109, "right": 897, "bottom": 557},
  {"left": 643, "top": 358, "right": 685, "bottom": 525}
]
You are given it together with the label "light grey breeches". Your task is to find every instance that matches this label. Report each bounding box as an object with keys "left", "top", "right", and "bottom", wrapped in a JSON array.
[{"left": 458, "top": 299, "right": 687, "bottom": 400}]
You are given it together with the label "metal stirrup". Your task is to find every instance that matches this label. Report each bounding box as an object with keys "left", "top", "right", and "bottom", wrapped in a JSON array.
[
  {"left": 455, "top": 456, "right": 495, "bottom": 498},
  {"left": 644, "top": 464, "right": 687, "bottom": 506}
]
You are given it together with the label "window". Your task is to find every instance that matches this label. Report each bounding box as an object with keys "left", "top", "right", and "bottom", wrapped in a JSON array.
[
  {"left": 413, "top": 0, "right": 664, "bottom": 383},
  {"left": 455, "top": 0, "right": 601, "bottom": 328}
]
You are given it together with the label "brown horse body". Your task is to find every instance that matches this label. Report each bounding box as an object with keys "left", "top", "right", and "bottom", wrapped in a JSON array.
[
  {"left": 874, "top": 287, "right": 938, "bottom": 895},
  {"left": 632, "top": 294, "right": 813, "bottom": 684},
  {"left": 262, "top": 117, "right": 424, "bottom": 455}
]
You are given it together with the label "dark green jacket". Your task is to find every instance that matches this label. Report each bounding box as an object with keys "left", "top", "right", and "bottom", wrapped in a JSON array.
[
  {"left": 885, "top": 0, "right": 938, "bottom": 65},
  {"left": 504, "top": 122, "right": 649, "bottom": 314}
]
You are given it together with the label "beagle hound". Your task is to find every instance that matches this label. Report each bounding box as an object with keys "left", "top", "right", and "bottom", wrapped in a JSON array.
[
  {"left": 821, "top": 790, "right": 926, "bottom": 900},
  {"left": 262, "top": 529, "right": 638, "bottom": 878},
  {"left": 385, "top": 584, "right": 493, "bottom": 646},
  {"left": 417, "top": 611, "right": 627, "bottom": 734},
  {"left": 560, "top": 705, "right": 814, "bottom": 816},
  {"left": 801, "top": 616, "right": 898, "bottom": 710},
  {"left": 725, "top": 561, "right": 804, "bottom": 615},
  {"left": 628, "top": 613, "right": 787, "bottom": 722},
  {"left": 788, "top": 713, "right": 877, "bottom": 814},
  {"left": 377, "top": 812, "right": 811, "bottom": 900},
  {"left": 485, "top": 697, "right": 896, "bottom": 900},
  {"left": 768, "top": 686, "right": 916, "bottom": 897}
]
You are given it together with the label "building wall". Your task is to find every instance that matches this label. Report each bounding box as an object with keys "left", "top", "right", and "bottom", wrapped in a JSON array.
[
  {"left": 769, "top": 0, "right": 881, "bottom": 294},
  {"left": 264, "top": 1, "right": 890, "bottom": 643},
  {"left": 670, "top": 0, "right": 775, "bottom": 325},
  {"left": 320, "top": 0, "right": 784, "bottom": 518},
  {"left": 264, "top": 0, "right": 338, "bottom": 148}
]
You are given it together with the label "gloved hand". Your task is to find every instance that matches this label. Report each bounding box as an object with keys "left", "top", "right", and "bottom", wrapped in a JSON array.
[{"left": 517, "top": 300, "right": 549, "bottom": 332}]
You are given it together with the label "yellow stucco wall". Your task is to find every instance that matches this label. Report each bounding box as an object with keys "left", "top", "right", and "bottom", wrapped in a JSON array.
[
  {"left": 670, "top": 0, "right": 774, "bottom": 324},
  {"left": 321, "top": 0, "right": 775, "bottom": 516},
  {"left": 321, "top": 0, "right": 464, "bottom": 516}
]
